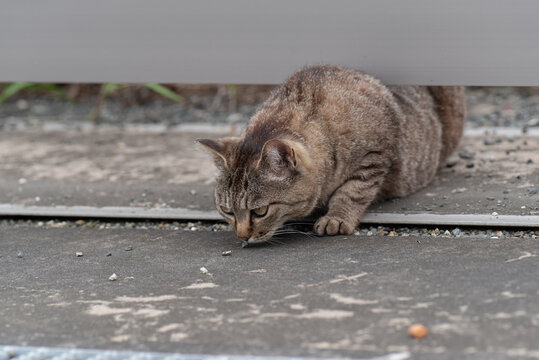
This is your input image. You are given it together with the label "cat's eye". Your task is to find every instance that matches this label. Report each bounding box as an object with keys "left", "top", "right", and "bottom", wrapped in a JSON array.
[
  {"left": 252, "top": 206, "right": 269, "bottom": 217},
  {"left": 220, "top": 205, "right": 233, "bottom": 215}
]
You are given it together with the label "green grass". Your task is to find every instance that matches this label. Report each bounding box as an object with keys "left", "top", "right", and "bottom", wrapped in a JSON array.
[
  {"left": 0, "top": 82, "right": 183, "bottom": 108},
  {"left": 0, "top": 82, "right": 68, "bottom": 105}
]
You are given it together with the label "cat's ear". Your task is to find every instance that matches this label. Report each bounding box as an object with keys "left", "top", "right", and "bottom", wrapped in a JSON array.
[
  {"left": 257, "top": 139, "right": 297, "bottom": 178},
  {"left": 196, "top": 137, "right": 239, "bottom": 169}
]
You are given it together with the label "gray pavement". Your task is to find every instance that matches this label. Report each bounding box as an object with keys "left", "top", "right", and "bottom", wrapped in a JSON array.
[
  {"left": 2, "top": 225, "right": 539, "bottom": 359},
  {"left": 0, "top": 129, "right": 537, "bottom": 219}
]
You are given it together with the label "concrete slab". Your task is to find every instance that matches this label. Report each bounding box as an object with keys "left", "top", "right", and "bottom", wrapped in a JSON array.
[
  {"left": 0, "top": 129, "right": 537, "bottom": 219},
  {"left": 1, "top": 225, "right": 539, "bottom": 358}
]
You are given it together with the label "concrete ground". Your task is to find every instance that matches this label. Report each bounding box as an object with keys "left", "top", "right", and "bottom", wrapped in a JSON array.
[
  {"left": 2, "top": 225, "right": 539, "bottom": 359},
  {"left": 0, "top": 129, "right": 537, "bottom": 217},
  {"left": 0, "top": 127, "right": 538, "bottom": 359}
]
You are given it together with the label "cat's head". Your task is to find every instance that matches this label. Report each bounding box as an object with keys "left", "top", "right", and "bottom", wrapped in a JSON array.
[{"left": 197, "top": 136, "right": 318, "bottom": 244}]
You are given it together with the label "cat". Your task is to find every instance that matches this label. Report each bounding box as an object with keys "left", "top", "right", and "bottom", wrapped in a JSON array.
[{"left": 198, "top": 65, "right": 466, "bottom": 244}]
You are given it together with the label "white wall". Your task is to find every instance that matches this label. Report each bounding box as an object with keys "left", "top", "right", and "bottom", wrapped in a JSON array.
[{"left": 1, "top": 0, "right": 538, "bottom": 85}]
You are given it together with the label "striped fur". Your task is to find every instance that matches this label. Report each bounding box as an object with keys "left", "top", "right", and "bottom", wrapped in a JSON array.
[{"left": 198, "top": 65, "right": 465, "bottom": 242}]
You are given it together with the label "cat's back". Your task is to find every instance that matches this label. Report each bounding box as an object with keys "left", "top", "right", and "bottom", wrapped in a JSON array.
[{"left": 382, "top": 85, "right": 465, "bottom": 197}]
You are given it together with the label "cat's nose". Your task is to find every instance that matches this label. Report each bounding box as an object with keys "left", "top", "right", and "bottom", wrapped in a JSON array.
[{"left": 235, "top": 223, "right": 251, "bottom": 241}]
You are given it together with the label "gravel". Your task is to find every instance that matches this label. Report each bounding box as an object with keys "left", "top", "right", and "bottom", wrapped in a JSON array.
[
  {"left": 0, "top": 87, "right": 538, "bottom": 131},
  {"left": 1, "top": 218, "right": 537, "bottom": 240}
]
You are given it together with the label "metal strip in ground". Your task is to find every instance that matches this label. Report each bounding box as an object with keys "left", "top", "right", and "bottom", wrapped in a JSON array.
[
  {"left": 0, "top": 346, "right": 409, "bottom": 360},
  {"left": 1, "top": 204, "right": 537, "bottom": 227}
]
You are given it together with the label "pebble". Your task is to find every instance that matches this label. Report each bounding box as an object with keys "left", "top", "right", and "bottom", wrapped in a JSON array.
[
  {"left": 528, "top": 188, "right": 537, "bottom": 195},
  {"left": 200, "top": 266, "right": 209, "bottom": 274},
  {"left": 124, "top": 246, "right": 133, "bottom": 251},
  {"left": 226, "top": 113, "right": 244, "bottom": 123},
  {"left": 458, "top": 149, "right": 475, "bottom": 160},
  {"left": 76, "top": 252, "right": 83, "bottom": 257},
  {"left": 108, "top": 273, "right": 118, "bottom": 281},
  {"left": 7, "top": 349, "right": 16, "bottom": 359},
  {"left": 452, "top": 228, "right": 461, "bottom": 236},
  {"left": 18, "top": 178, "right": 27, "bottom": 184},
  {"left": 241, "top": 241, "right": 249, "bottom": 248},
  {"left": 408, "top": 324, "right": 428, "bottom": 339},
  {"left": 483, "top": 138, "right": 498, "bottom": 146},
  {"left": 16, "top": 99, "right": 29, "bottom": 110},
  {"left": 221, "top": 250, "right": 232, "bottom": 256},
  {"left": 492, "top": 212, "right": 499, "bottom": 217},
  {"left": 17, "top": 251, "right": 23, "bottom": 258}
]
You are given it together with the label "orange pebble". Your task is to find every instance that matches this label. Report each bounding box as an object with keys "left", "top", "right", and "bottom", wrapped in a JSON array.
[{"left": 408, "top": 324, "right": 428, "bottom": 339}]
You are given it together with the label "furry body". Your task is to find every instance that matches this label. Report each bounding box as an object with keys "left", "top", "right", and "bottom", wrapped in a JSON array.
[{"left": 198, "top": 65, "right": 466, "bottom": 243}]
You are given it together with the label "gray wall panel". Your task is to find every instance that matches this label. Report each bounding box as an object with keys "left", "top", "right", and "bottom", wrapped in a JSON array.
[{"left": 0, "top": 0, "right": 538, "bottom": 85}]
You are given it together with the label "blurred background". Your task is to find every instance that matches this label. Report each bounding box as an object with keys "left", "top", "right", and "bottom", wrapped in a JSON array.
[{"left": 1, "top": 83, "right": 538, "bottom": 131}]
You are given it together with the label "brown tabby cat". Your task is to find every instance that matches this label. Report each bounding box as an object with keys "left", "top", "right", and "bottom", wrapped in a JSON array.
[{"left": 198, "top": 65, "right": 466, "bottom": 244}]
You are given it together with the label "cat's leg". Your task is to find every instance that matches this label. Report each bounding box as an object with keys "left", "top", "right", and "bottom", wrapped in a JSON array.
[{"left": 314, "top": 154, "right": 390, "bottom": 236}]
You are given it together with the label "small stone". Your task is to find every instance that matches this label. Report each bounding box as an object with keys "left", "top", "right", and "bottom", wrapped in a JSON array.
[
  {"left": 528, "top": 188, "right": 537, "bottom": 195},
  {"left": 226, "top": 113, "right": 244, "bottom": 123},
  {"left": 367, "top": 231, "right": 373, "bottom": 236},
  {"left": 445, "top": 160, "right": 458, "bottom": 168},
  {"left": 35, "top": 196, "right": 40, "bottom": 202},
  {"left": 451, "top": 228, "right": 461, "bottom": 236},
  {"left": 18, "top": 178, "right": 27, "bottom": 184},
  {"left": 124, "top": 246, "right": 133, "bottom": 251},
  {"left": 17, "top": 251, "right": 23, "bottom": 258},
  {"left": 464, "top": 173, "right": 473, "bottom": 178},
  {"left": 221, "top": 250, "right": 232, "bottom": 256},
  {"left": 388, "top": 231, "right": 397, "bottom": 236},
  {"left": 465, "top": 163, "right": 475, "bottom": 168},
  {"left": 106, "top": 253, "right": 112, "bottom": 257},
  {"left": 75, "top": 220, "right": 86, "bottom": 226},
  {"left": 189, "top": 189, "right": 197, "bottom": 196},
  {"left": 444, "top": 230, "right": 451, "bottom": 236},
  {"left": 7, "top": 349, "right": 16, "bottom": 359},
  {"left": 200, "top": 266, "right": 209, "bottom": 274},
  {"left": 527, "top": 159, "right": 533, "bottom": 164},
  {"left": 408, "top": 324, "right": 428, "bottom": 339},
  {"left": 108, "top": 273, "right": 118, "bottom": 281},
  {"left": 491, "top": 212, "right": 499, "bottom": 217},
  {"left": 487, "top": 197, "right": 495, "bottom": 201},
  {"left": 16, "top": 99, "right": 29, "bottom": 110},
  {"left": 483, "top": 138, "right": 497, "bottom": 146},
  {"left": 76, "top": 252, "right": 83, "bottom": 257},
  {"left": 458, "top": 149, "right": 475, "bottom": 160},
  {"left": 241, "top": 240, "right": 249, "bottom": 248}
]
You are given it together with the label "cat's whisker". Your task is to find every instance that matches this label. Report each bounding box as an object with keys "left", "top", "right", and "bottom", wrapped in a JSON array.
[
  {"left": 272, "top": 229, "right": 316, "bottom": 241},
  {"left": 266, "top": 238, "right": 286, "bottom": 246}
]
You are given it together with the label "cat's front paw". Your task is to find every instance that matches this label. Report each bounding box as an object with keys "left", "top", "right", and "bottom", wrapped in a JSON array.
[{"left": 314, "top": 216, "right": 355, "bottom": 236}]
